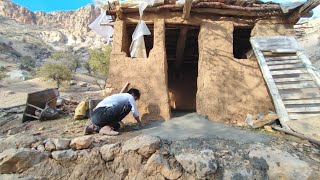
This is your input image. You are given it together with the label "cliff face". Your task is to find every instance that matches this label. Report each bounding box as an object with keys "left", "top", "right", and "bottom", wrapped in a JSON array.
[
  {"left": 0, "top": 0, "right": 37, "bottom": 24},
  {"left": 0, "top": 0, "right": 108, "bottom": 67},
  {"left": 0, "top": 0, "right": 101, "bottom": 33}
]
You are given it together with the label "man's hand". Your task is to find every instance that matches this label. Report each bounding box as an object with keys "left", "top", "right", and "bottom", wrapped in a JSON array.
[{"left": 134, "top": 116, "right": 142, "bottom": 126}]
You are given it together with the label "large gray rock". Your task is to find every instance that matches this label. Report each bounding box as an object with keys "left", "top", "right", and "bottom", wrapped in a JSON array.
[
  {"left": 70, "top": 136, "right": 93, "bottom": 150},
  {"left": 0, "top": 134, "right": 43, "bottom": 153},
  {"left": 36, "top": 145, "right": 45, "bottom": 152},
  {"left": 249, "top": 146, "right": 314, "bottom": 180},
  {"left": 52, "top": 149, "right": 78, "bottom": 161},
  {"left": 122, "top": 135, "right": 161, "bottom": 158},
  {"left": 175, "top": 150, "right": 217, "bottom": 179},
  {"left": 44, "top": 140, "right": 56, "bottom": 151},
  {"left": 52, "top": 138, "right": 70, "bottom": 150},
  {"left": 144, "top": 153, "right": 182, "bottom": 179},
  {"left": 0, "top": 174, "right": 35, "bottom": 180},
  {"left": 0, "top": 148, "right": 49, "bottom": 173},
  {"left": 100, "top": 143, "right": 121, "bottom": 161}
]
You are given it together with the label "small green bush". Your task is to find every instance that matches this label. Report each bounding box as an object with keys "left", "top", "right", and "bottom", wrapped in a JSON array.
[
  {"left": 38, "top": 62, "right": 72, "bottom": 88},
  {"left": 50, "top": 52, "right": 81, "bottom": 72},
  {"left": 87, "top": 46, "right": 112, "bottom": 90},
  {"left": 88, "top": 46, "right": 111, "bottom": 76}
]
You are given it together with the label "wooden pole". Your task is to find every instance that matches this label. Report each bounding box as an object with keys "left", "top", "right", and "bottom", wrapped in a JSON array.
[
  {"left": 120, "top": 82, "right": 130, "bottom": 93},
  {"left": 175, "top": 27, "right": 188, "bottom": 68},
  {"left": 272, "top": 126, "right": 320, "bottom": 146},
  {"left": 183, "top": 0, "right": 193, "bottom": 19}
]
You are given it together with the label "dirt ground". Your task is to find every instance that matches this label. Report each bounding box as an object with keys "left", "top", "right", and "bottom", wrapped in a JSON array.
[
  {"left": 0, "top": 73, "right": 105, "bottom": 109},
  {"left": 0, "top": 106, "right": 147, "bottom": 143},
  {"left": 0, "top": 94, "right": 319, "bottom": 179}
]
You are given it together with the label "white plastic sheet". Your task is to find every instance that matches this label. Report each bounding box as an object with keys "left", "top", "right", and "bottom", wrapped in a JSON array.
[
  {"left": 94, "top": 0, "right": 116, "bottom": 10},
  {"left": 129, "top": 20, "right": 151, "bottom": 58},
  {"left": 128, "top": 0, "right": 154, "bottom": 58},
  {"left": 88, "top": 11, "right": 114, "bottom": 44},
  {"left": 120, "top": 0, "right": 160, "bottom": 8}
]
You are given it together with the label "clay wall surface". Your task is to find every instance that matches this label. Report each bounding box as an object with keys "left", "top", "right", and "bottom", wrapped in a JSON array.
[
  {"left": 196, "top": 21, "right": 274, "bottom": 124},
  {"left": 251, "top": 19, "right": 295, "bottom": 36},
  {"left": 108, "top": 12, "right": 291, "bottom": 123},
  {"left": 108, "top": 18, "right": 170, "bottom": 123}
]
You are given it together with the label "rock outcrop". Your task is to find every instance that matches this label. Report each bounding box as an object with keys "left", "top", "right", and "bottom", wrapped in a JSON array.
[
  {"left": 175, "top": 150, "right": 217, "bottom": 179},
  {"left": 121, "top": 135, "right": 161, "bottom": 158},
  {"left": 0, "top": 133, "right": 43, "bottom": 153},
  {"left": 70, "top": 136, "right": 93, "bottom": 150},
  {"left": 0, "top": 0, "right": 106, "bottom": 62},
  {"left": 0, "top": 0, "right": 100, "bottom": 33},
  {"left": 100, "top": 142, "right": 121, "bottom": 161},
  {"left": 0, "top": 148, "right": 49, "bottom": 173},
  {"left": 52, "top": 149, "right": 78, "bottom": 161},
  {"left": 0, "top": 132, "right": 319, "bottom": 179},
  {"left": 52, "top": 138, "right": 71, "bottom": 150}
]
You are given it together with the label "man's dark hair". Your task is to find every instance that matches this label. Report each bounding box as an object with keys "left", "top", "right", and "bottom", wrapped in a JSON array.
[{"left": 127, "top": 88, "right": 140, "bottom": 99}]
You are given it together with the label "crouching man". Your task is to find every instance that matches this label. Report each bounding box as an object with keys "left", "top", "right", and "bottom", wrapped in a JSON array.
[{"left": 85, "top": 88, "right": 141, "bottom": 135}]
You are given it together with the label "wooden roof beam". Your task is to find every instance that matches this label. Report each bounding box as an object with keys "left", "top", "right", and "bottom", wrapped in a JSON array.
[
  {"left": 288, "top": 0, "right": 320, "bottom": 24},
  {"left": 183, "top": 0, "right": 193, "bottom": 19},
  {"left": 106, "top": 3, "right": 283, "bottom": 17}
]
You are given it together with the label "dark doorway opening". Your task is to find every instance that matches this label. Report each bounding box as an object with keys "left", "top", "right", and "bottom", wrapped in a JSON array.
[
  {"left": 165, "top": 25, "right": 199, "bottom": 113},
  {"left": 233, "top": 26, "right": 253, "bottom": 59}
]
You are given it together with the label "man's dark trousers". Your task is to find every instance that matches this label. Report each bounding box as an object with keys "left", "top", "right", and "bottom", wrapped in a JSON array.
[{"left": 91, "top": 103, "right": 132, "bottom": 131}]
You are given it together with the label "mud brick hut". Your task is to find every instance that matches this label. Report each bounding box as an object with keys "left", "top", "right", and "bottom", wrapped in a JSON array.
[{"left": 103, "top": 0, "right": 320, "bottom": 123}]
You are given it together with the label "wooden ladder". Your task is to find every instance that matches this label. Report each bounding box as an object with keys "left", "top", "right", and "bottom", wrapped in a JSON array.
[{"left": 250, "top": 36, "right": 320, "bottom": 129}]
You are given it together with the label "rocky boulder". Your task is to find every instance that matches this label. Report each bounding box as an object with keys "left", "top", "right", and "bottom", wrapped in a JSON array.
[
  {"left": 44, "top": 140, "right": 56, "bottom": 151},
  {"left": 0, "top": 148, "right": 49, "bottom": 173},
  {"left": 52, "top": 150, "right": 78, "bottom": 161},
  {"left": 121, "top": 135, "right": 161, "bottom": 158},
  {"left": 0, "top": 174, "right": 35, "bottom": 180},
  {"left": 175, "top": 150, "right": 217, "bottom": 179},
  {"left": 99, "top": 143, "right": 121, "bottom": 161},
  {"left": 70, "top": 136, "right": 93, "bottom": 150},
  {"left": 0, "top": 134, "right": 43, "bottom": 153},
  {"left": 144, "top": 153, "right": 182, "bottom": 179},
  {"left": 52, "top": 138, "right": 71, "bottom": 150},
  {"left": 36, "top": 145, "right": 45, "bottom": 152},
  {"left": 249, "top": 146, "right": 313, "bottom": 179}
]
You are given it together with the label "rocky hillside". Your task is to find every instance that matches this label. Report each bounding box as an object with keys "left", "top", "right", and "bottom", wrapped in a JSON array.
[
  {"left": 0, "top": 0, "right": 100, "bottom": 34},
  {"left": 0, "top": 0, "right": 106, "bottom": 60},
  {"left": 0, "top": 0, "right": 108, "bottom": 82}
]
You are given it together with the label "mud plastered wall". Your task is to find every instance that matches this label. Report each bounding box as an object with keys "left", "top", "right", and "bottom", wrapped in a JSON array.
[
  {"left": 251, "top": 19, "right": 295, "bottom": 36},
  {"left": 196, "top": 21, "right": 274, "bottom": 123},
  {"left": 107, "top": 12, "right": 289, "bottom": 123},
  {"left": 107, "top": 18, "right": 170, "bottom": 123}
]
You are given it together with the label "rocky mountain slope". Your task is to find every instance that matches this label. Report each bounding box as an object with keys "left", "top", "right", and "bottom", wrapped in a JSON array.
[
  {"left": 0, "top": 0, "right": 108, "bottom": 82},
  {"left": 0, "top": 0, "right": 100, "bottom": 34},
  {"left": 0, "top": 0, "right": 105, "bottom": 61}
]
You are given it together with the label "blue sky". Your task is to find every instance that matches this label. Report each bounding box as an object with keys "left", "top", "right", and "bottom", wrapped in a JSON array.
[
  {"left": 12, "top": 0, "right": 93, "bottom": 12},
  {"left": 11, "top": 0, "right": 320, "bottom": 18}
]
